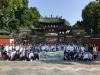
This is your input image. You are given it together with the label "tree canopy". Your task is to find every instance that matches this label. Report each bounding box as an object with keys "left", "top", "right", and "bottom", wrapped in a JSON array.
[
  {"left": 82, "top": 1, "right": 100, "bottom": 35},
  {"left": 0, "top": 0, "right": 41, "bottom": 34},
  {"left": 74, "top": 1, "right": 100, "bottom": 35}
]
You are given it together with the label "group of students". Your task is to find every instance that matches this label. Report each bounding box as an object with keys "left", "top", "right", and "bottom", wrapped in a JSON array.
[
  {"left": 0, "top": 43, "right": 99, "bottom": 61},
  {"left": 0, "top": 44, "right": 39, "bottom": 61},
  {"left": 64, "top": 44, "right": 98, "bottom": 61}
]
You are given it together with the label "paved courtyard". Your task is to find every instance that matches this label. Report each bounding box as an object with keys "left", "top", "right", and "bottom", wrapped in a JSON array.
[{"left": 0, "top": 61, "right": 100, "bottom": 75}]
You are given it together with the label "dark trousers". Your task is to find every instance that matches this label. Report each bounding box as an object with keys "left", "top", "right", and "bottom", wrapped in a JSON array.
[
  {"left": 93, "top": 55, "right": 97, "bottom": 60},
  {"left": 34, "top": 54, "right": 39, "bottom": 60}
]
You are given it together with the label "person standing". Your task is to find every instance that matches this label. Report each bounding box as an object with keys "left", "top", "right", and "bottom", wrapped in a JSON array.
[
  {"left": 93, "top": 44, "right": 98, "bottom": 60},
  {"left": 34, "top": 50, "right": 39, "bottom": 60},
  {"left": 88, "top": 44, "right": 93, "bottom": 53},
  {"left": 13, "top": 50, "right": 21, "bottom": 61}
]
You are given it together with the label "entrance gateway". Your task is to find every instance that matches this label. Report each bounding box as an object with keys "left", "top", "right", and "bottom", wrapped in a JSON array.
[{"left": 31, "top": 16, "right": 71, "bottom": 43}]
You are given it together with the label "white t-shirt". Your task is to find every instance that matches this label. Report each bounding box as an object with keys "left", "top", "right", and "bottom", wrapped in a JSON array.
[
  {"left": 67, "top": 45, "right": 74, "bottom": 52},
  {"left": 8, "top": 45, "right": 13, "bottom": 51},
  {"left": 93, "top": 47, "right": 98, "bottom": 55},
  {"left": 20, "top": 46, "right": 24, "bottom": 52},
  {"left": 41, "top": 45, "right": 46, "bottom": 51},
  {"left": 80, "top": 46, "right": 85, "bottom": 53},
  {"left": 11, "top": 51, "right": 15, "bottom": 58},
  {"left": 88, "top": 53, "right": 93, "bottom": 60},
  {"left": 76, "top": 46, "right": 81, "bottom": 52},
  {"left": 20, "top": 51, "right": 25, "bottom": 57},
  {"left": 4, "top": 45, "right": 9, "bottom": 52},
  {"left": 83, "top": 53, "right": 89, "bottom": 59},
  {"left": 15, "top": 45, "right": 20, "bottom": 51},
  {"left": 58, "top": 45, "right": 61, "bottom": 51},
  {"left": 29, "top": 53, "right": 34, "bottom": 59}
]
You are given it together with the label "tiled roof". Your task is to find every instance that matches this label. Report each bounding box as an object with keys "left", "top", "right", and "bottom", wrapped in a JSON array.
[{"left": 39, "top": 17, "right": 65, "bottom": 23}]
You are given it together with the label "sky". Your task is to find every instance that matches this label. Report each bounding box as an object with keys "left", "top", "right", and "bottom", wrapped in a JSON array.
[{"left": 28, "top": 0, "right": 95, "bottom": 26}]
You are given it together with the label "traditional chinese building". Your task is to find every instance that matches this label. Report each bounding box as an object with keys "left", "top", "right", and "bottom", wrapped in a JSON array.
[
  {"left": 31, "top": 16, "right": 71, "bottom": 43},
  {"left": 17, "top": 16, "right": 89, "bottom": 44}
]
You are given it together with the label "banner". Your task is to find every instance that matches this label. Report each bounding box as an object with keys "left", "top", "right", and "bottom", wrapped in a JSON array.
[{"left": 39, "top": 51, "right": 64, "bottom": 60}]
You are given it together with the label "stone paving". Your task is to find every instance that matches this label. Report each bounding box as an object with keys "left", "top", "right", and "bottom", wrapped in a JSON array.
[{"left": 0, "top": 61, "right": 100, "bottom": 75}]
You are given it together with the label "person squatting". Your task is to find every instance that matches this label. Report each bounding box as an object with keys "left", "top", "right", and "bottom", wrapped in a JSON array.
[
  {"left": 0, "top": 43, "right": 99, "bottom": 61},
  {"left": 0, "top": 44, "right": 39, "bottom": 61},
  {"left": 64, "top": 44, "right": 98, "bottom": 61}
]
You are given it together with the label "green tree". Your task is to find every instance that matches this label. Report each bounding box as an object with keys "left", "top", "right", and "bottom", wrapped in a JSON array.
[
  {"left": 15, "top": 6, "right": 41, "bottom": 27},
  {"left": 73, "top": 21, "right": 83, "bottom": 28},
  {"left": 8, "top": 18, "right": 19, "bottom": 33},
  {"left": 29, "top": 7, "right": 41, "bottom": 26},
  {"left": 0, "top": 10, "right": 4, "bottom": 29},
  {"left": 82, "top": 1, "right": 100, "bottom": 34},
  {"left": 0, "top": 0, "right": 41, "bottom": 34}
]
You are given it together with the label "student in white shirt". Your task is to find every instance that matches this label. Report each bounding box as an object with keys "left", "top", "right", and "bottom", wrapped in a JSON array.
[
  {"left": 80, "top": 46, "right": 85, "bottom": 53},
  {"left": 11, "top": 50, "right": 16, "bottom": 60},
  {"left": 83, "top": 52, "right": 89, "bottom": 61},
  {"left": 88, "top": 52, "right": 93, "bottom": 61},
  {"left": 15, "top": 45, "right": 20, "bottom": 51},
  {"left": 93, "top": 45, "right": 98, "bottom": 60},
  {"left": 4, "top": 45, "right": 9, "bottom": 52},
  {"left": 29, "top": 51, "right": 34, "bottom": 61}
]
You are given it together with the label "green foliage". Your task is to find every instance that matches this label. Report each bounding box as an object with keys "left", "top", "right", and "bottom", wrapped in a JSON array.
[
  {"left": 73, "top": 21, "right": 83, "bottom": 28},
  {"left": 8, "top": 18, "right": 19, "bottom": 33},
  {"left": 0, "top": 0, "right": 41, "bottom": 35},
  {"left": 29, "top": 7, "right": 41, "bottom": 25},
  {"left": 82, "top": 1, "right": 100, "bottom": 34}
]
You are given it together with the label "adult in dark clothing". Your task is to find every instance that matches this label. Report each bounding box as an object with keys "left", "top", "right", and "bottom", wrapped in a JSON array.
[
  {"left": 13, "top": 50, "right": 20, "bottom": 61},
  {"left": 34, "top": 50, "right": 39, "bottom": 60},
  {"left": 2, "top": 51, "right": 10, "bottom": 60},
  {"left": 24, "top": 50, "right": 30, "bottom": 61},
  {"left": 64, "top": 50, "right": 69, "bottom": 60},
  {"left": 88, "top": 44, "right": 93, "bottom": 54},
  {"left": 20, "top": 51, "right": 26, "bottom": 61}
]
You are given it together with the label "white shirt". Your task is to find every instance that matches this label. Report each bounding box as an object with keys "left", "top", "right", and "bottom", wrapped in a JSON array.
[
  {"left": 67, "top": 45, "right": 74, "bottom": 52},
  {"left": 11, "top": 51, "right": 15, "bottom": 58},
  {"left": 93, "top": 47, "right": 97, "bottom": 52},
  {"left": 58, "top": 45, "right": 61, "bottom": 51},
  {"left": 41, "top": 45, "right": 46, "bottom": 51},
  {"left": 15, "top": 45, "right": 20, "bottom": 51},
  {"left": 4, "top": 45, "right": 9, "bottom": 52},
  {"left": 20, "top": 51, "right": 25, "bottom": 57},
  {"left": 76, "top": 46, "right": 81, "bottom": 52},
  {"left": 29, "top": 52, "right": 34, "bottom": 58},
  {"left": 9, "top": 45, "right": 13, "bottom": 51},
  {"left": 83, "top": 53, "right": 89, "bottom": 59},
  {"left": 20, "top": 46, "right": 24, "bottom": 52},
  {"left": 93, "top": 47, "right": 98, "bottom": 55},
  {"left": 88, "top": 53, "right": 93, "bottom": 60},
  {"left": 80, "top": 46, "right": 85, "bottom": 53}
]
